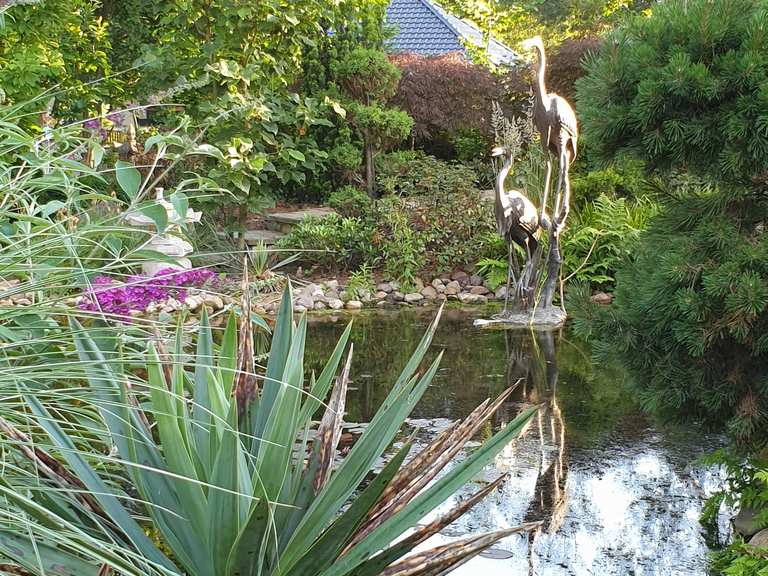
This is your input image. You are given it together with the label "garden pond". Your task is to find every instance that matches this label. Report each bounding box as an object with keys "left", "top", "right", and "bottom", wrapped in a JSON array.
[{"left": 305, "top": 307, "right": 729, "bottom": 576}]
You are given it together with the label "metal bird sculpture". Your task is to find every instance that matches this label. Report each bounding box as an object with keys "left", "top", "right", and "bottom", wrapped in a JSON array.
[
  {"left": 521, "top": 36, "right": 578, "bottom": 232},
  {"left": 492, "top": 145, "right": 545, "bottom": 312}
]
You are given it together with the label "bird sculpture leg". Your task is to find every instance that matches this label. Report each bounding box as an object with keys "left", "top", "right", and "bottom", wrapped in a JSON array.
[
  {"left": 553, "top": 159, "right": 565, "bottom": 232},
  {"left": 557, "top": 149, "right": 572, "bottom": 231},
  {"left": 540, "top": 157, "right": 552, "bottom": 224},
  {"left": 504, "top": 243, "right": 517, "bottom": 314}
]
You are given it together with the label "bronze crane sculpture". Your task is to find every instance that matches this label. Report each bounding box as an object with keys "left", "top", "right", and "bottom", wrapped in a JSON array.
[
  {"left": 492, "top": 145, "right": 547, "bottom": 312},
  {"left": 521, "top": 36, "right": 578, "bottom": 231}
]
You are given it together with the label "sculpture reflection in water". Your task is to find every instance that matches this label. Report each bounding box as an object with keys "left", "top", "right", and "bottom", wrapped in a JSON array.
[{"left": 500, "top": 328, "right": 568, "bottom": 570}]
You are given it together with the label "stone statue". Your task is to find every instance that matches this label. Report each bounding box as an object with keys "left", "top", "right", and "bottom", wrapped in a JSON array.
[{"left": 125, "top": 188, "right": 201, "bottom": 276}]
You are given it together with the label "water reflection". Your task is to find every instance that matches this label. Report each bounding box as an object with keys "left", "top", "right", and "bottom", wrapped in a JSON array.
[{"left": 304, "top": 308, "right": 726, "bottom": 575}]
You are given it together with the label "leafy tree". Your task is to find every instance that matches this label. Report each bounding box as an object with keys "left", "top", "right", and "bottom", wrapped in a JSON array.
[
  {"left": 0, "top": 0, "right": 117, "bottom": 120},
  {"left": 333, "top": 47, "right": 413, "bottom": 197}
]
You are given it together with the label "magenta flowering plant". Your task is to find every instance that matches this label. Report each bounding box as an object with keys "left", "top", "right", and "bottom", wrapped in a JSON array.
[{"left": 81, "top": 267, "right": 217, "bottom": 315}]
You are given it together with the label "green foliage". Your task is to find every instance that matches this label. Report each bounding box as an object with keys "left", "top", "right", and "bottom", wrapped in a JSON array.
[
  {"left": 711, "top": 542, "right": 768, "bottom": 575},
  {"left": 346, "top": 263, "right": 375, "bottom": 298},
  {"left": 477, "top": 258, "right": 507, "bottom": 291},
  {"left": 577, "top": 177, "right": 768, "bottom": 444},
  {"left": 576, "top": 0, "right": 768, "bottom": 184},
  {"left": 281, "top": 185, "right": 495, "bottom": 283},
  {"left": 571, "top": 156, "right": 649, "bottom": 205},
  {"left": 347, "top": 101, "right": 414, "bottom": 152},
  {"left": 376, "top": 151, "right": 478, "bottom": 197},
  {"left": 0, "top": 0, "right": 117, "bottom": 120},
  {"left": 327, "top": 185, "right": 372, "bottom": 218},
  {"left": 561, "top": 194, "right": 659, "bottom": 287},
  {"left": 703, "top": 449, "right": 768, "bottom": 575},
  {"left": 0, "top": 289, "right": 537, "bottom": 575},
  {"left": 332, "top": 48, "right": 401, "bottom": 102}
]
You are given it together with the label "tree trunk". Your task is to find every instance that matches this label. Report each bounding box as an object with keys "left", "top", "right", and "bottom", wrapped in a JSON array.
[{"left": 364, "top": 131, "right": 375, "bottom": 199}]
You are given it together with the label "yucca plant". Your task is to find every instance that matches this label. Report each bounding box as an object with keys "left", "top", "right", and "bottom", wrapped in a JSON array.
[{"left": 0, "top": 285, "right": 539, "bottom": 576}]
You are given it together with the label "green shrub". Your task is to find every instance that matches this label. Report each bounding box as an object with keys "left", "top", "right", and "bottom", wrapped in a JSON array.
[
  {"left": 376, "top": 151, "right": 479, "bottom": 197},
  {"left": 571, "top": 157, "right": 649, "bottom": 205},
  {"left": 576, "top": 0, "right": 768, "bottom": 184},
  {"left": 561, "top": 194, "right": 659, "bottom": 287},
  {"left": 575, "top": 178, "right": 768, "bottom": 444},
  {"left": 327, "top": 185, "right": 372, "bottom": 217}
]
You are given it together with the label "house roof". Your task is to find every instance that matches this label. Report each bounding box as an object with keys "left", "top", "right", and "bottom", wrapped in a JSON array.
[{"left": 385, "top": 0, "right": 518, "bottom": 66}]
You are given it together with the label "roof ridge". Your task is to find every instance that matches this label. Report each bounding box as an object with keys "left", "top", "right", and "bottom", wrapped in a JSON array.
[{"left": 413, "top": 0, "right": 462, "bottom": 40}]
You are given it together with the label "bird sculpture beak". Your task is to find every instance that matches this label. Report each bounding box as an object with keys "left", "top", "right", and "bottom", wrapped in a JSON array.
[{"left": 491, "top": 146, "right": 506, "bottom": 157}]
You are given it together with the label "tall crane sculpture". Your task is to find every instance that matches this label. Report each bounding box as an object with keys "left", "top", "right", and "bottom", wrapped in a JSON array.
[{"left": 521, "top": 35, "right": 578, "bottom": 308}]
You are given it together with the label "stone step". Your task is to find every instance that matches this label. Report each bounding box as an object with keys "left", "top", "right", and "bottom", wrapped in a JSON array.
[
  {"left": 218, "top": 229, "right": 286, "bottom": 246},
  {"left": 263, "top": 207, "right": 337, "bottom": 233}
]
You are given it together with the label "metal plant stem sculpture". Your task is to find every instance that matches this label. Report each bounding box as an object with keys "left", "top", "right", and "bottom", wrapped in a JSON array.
[{"left": 522, "top": 35, "right": 579, "bottom": 310}]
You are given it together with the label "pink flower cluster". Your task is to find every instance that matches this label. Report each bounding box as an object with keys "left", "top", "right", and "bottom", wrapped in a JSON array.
[{"left": 81, "top": 267, "right": 217, "bottom": 315}]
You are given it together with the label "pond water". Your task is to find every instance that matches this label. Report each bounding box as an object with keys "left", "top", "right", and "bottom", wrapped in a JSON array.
[{"left": 304, "top": 307, "right": 727, "bottom": 576}]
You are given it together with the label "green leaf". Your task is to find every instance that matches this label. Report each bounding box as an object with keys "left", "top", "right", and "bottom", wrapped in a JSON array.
[
  {"left": 0, "top": 530, "right": 101, "bottom": 576},
  {"left": 115, "top": 160, "right": 142, "bottom": 199},
  {"left": 287, "top": 149, "right": 306, "bottom": 162},
  {"left": 170, "top": 191, "right": 189, "bottom": 224},
  {"left": 140, "top": 203, "right": 169, "bottom": 234}
]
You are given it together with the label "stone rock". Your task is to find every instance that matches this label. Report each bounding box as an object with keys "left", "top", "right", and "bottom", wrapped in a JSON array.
[
  {"left": 414, "top": 277, "right": 425, "bottom": 292},
  {"left": 359, "top": 290, "right": 373, "bottom": 303},
  {"left": 184, "top": 296, "right": 201, "bottom": 311},
  {"left": 296, "top": 295, "right": 314, "bottom": 310},
  {"left": 437, "top": 293, "right": 447, "bottom": 301},
  {"left": 14, "top": 298, "right": 32, "bottom": 306},
  {"left": 421, "top": 286, "right": 438, "bottom": 299},
  {"left": 391, "top": 291, "right": 405, "bottom": 302},
  {"left": 459, "top": 293, "right": 487, "bottom": 305},
  {"left": 376, "top": 282, "right": 393, "bottom": 293},
  {"left": 470, "top": 285, "right": 490, "bottom": 295},
  {"left": 374, "top": 291, "right": 388, "bottom": 300},
  {"left": 404, "top": 292, "right": 424, "bottom": 303},
  {"left": 591, "top": 291, "right": 614, "bottom": 305},
  {"left": 389, "top": 281, "right": 400, "bottom": 292},
  {"left": 749, "top": 528, "right": 768, "bottom": 548},
  {"left": 314, "top": 301, "right": 327, "bottom": 310},
  {"left": 735, "top": 507, "right": 763, "bottom": 538},
  {"left": 431, "top": 278, "right": 444, "bottom": 290},
  {"left": 294, "top": 304, "right": 307, "bottom": 313},
  {"left": 444, "top": 281, "right": 461, "bottom": 296},
  {"left": 346, "top": 300, "right": 363, "bottom": 310},
  {"left": 145, "top": 303, "right": 158, "bottom": 314},
  {"left": 495, "top": 285, "right": 508, "bottom": 300},
  {"left": 469, "top": 274, "right": 484, "bottom": 286},
  {"left": 376, "top": 300, "right": 388, "bottom": 307},
  {"left": 325, "top": 279, "right": 339, "bottom": 291},
  {"left": 327, "top": 298, "right": 344, "bottom": 310},
  {"left": 325, "top": 289, "right": 340, "bottom": 300},
  {"left": 0, "top": 278, "right": 20, "bottom": 290},
  {"left": 203, "top": 294, "right": 224, "bottom": 310},
  {"left": 0, "top": 299, "right": 13, "bottom": 306},
  {"left": 451, "top": 270, "right": 469, "bottom": 285}
]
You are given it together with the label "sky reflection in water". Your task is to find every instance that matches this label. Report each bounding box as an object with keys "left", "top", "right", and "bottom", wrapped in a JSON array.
[{"left": 305, "top": 307, "right": 727, "bottom": 575}]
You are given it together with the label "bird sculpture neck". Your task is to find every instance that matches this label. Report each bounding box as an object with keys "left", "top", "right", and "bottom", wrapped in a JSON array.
[
  {"left": 533, "top": 44, "right": 548, "bottom": 107},
  {"left": 496, "top": 155, "right": 513, "bottom": 206}
]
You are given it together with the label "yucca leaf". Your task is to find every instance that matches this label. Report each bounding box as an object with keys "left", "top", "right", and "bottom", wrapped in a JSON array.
[
  {"left": 317, "top": 406, "right": 538, "bottom": 576},
  {"left": 71, "top": 320, "right": 209, "bottom": 574},
  {"left": 208, "top": 401, "right": 248, "bottom": 573},
  {"left": 192, "top": 309, "right": 215, "bottom": 480},
  {"left": 0, "top": 530, "right": 101, "bottom": 576},
  {"left": 219, "top": 312, "right": 239, "bottom": 397},
  {"left": 297, "top": 321, "right": 353, "bottom": 429},
  {"left": 255, "top": 314, "right": 307, "bottom": 501},
  {"left": 24, "top": 395, "right": 175, "bottom": 573},
  {"left": 277, "top": 353, "right": 443, "bottom": 575},
  {"left": 147, "top": 345, "right": 208, "bottom": 532},
  {"left": 286, "top": 441, "right": 413, "bottom": 576},
  {"left": 249, "top": 283, "right": 294, "bottom": 454}
]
